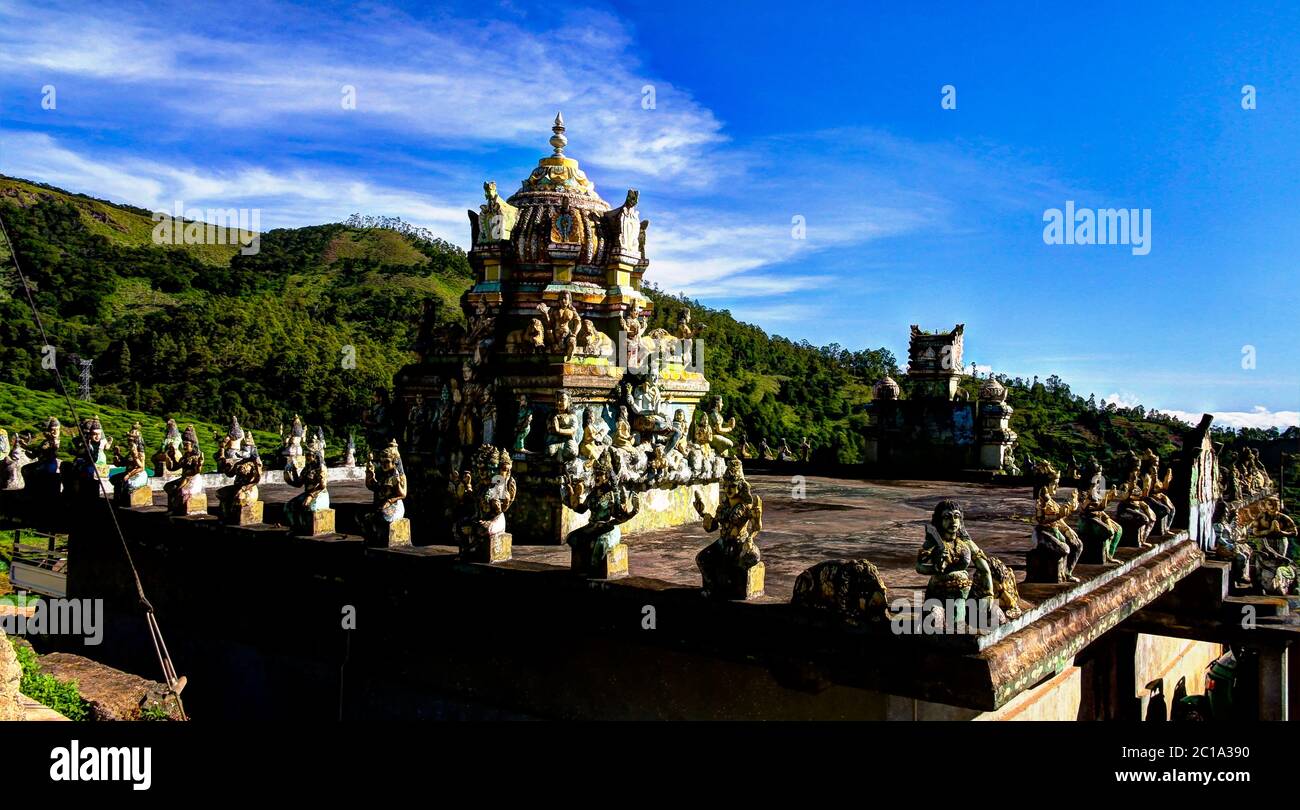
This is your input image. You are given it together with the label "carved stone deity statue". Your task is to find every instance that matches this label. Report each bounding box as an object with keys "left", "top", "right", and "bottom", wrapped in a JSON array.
[
  {"left": 1077, "top": 458, "right": 1123, "bottom": 565},
  {"left": 799, "top": 437, "right": 812, "bottom": 463},
  {"left": 1140, "top": 449, "right": 1176, "bottom": 536},
  {"left": 0, "top": 431, "right": 31, "bottom": 490},
  {"left": 361, "top": 440, "right": 410, "bottom": 547},
  {"left": 342, "top": 433, "right": 357, "bottom": 467},
  {"left": 216, "top": 418, "right": 264, "bottom": 525},
  {"left": 513, "top": 395, "right": 533, "bottom": 454},
  {"left": 693, "top": 459, "right": 764, "bottom": 599},
  {"left": 546, "top": 390, "right": 580, "bottom": 463},
  {"left": 1115, "top": 452, "right": 1158, "bottom": 549},
  {"left": 537, "top": 292, "right": 581, "bottom": 360},
  {"left": 110, "top": 422, "right": 152, "bottom": 507},
  {"left": 22, "top": 418, "right": 63, "bottom": 495},
  {"left": 163, "top": 425, "right": 206, "bottom": 516},
  {"left": 67, "top": 416, "right": 113, "bottom": 495},
  {"left": 916, "top": 499, "right": 1023, "bottom": 623},
  {"left": 563, "top": 450, "right": 639, "bottom": 578},
  {"left": 153, "top": 419, "right": 182, "bottom": 478},
  {"left": 477, "top": 180, "right": 519, "bottom": 243},
  {"left": 704, "top": 396, "right": 736, "bottom": 457},
  {"left": 285, "top": 429, "right": 333, "bottom": 536},
  {"left": 578, "top": 406, "right": 608, "bottom": 460},
  {"left": 1247, "top": 496, "right": 1297, "bottom": 596},
  {"left": 1026, "top": 461, "right": 1083, "bottom": 583},
  {"left": 1209, "top": 500, "right": 1251, "bottom": 587},
  {"left": 615, "top": 189, "right": 640, "bottom": 255},
  {"left": 282, "top": 415, "right": 306, "bottom": 473},
  {"left": 453, "top": 445, "right": 515, "bottom": 563}
]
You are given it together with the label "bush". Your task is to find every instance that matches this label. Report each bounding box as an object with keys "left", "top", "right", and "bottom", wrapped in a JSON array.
[{"left": 10, "top": 638, "right": 90, "bottom": 721}]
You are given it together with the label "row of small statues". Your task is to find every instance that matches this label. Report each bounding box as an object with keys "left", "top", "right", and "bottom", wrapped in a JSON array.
[
  {"left": 738, "top": 436, "right": 813, "bottom": 462},
  {"left": 1026, "top": 451, "right": 1177, "bottom": 583},
  {"left": 1220, "top": 447, "right": 1274, "bottom": 502}
]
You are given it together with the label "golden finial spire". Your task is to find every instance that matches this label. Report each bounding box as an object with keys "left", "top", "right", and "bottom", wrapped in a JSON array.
[{"left": 550, "top": 112, "right": 567, "bottom": 157}]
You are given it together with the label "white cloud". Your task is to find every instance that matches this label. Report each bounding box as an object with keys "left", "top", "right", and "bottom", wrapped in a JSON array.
[{"left": 1105, "top": 393, "right": 1298, "bottom": 431}]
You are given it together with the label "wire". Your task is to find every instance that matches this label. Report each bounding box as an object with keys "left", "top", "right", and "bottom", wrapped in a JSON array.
[{"left": 0, "top": 209, "right": 188, "bottom": 720}]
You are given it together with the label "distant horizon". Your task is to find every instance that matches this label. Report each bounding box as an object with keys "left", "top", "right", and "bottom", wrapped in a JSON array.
[{"left": 1, "top": 0, "right": 1296, "bottom": 431}]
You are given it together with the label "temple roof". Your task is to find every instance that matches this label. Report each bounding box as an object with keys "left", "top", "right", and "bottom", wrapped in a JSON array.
[{"left": 507, "top": 112, "right": 609, "bottom": 210}]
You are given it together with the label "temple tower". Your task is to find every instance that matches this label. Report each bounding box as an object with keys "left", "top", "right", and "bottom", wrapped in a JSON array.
[{"left": 394, "top": 115, "right": 716, "bottom": 545}]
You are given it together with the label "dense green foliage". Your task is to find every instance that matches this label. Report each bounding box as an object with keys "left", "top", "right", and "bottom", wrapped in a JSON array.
[
  {"left": 10, "top": 637, "right": 90, "bottom": 721},
  {"left": 0, "top": 182, "right": 472, "bottom": 443}
]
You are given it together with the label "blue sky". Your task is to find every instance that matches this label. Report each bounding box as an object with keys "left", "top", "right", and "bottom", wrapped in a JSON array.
[{"left": 1, "top": 0, "right": 1296, "bottom": 428}]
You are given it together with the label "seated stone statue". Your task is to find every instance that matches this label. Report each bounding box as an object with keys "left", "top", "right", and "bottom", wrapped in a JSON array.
[
  {"left": 1027, "top": 461, "right": 1083, "bottom": 583},
  {"left": 546, "top": 390, "right": 580, "bottom": 464},
  {"left": 66, "top": 416, "right": 112, "bottom": 497},
  {"left": 152, "top": 419, "right": 182, "bottom": 478},
  {"left": 703, "top": 396, "right": 736, "bottom": 457},
  {"left": 455, "top": 445, "right": 515, "bottom": 562},
  {"left": 162, "top": 425, "right": 206, "bottom": 515},
  {"left": 215, "top": 419, "right": 264, "bottom": 525},
  {"left": 563, "top": 450, "right": 638, "bottom": 578},
  {"left": 1140, "top": 449, "right": 1176, "bottom": 536},
  {"left": 1, "top": 430, "right": 31, "bottom": 490},
  {"left": 1209, "top": 500, "right": 1251, "bottom": 588},
  {"left": 1077, "top": 459, "right": 1123, "bottom": 565},
  {"left": 361, "top": 440, "right": 409, "bottom": 547},
  {"left": 791, "top": 559, "right": 891, "bottom": 626},
  {"left": 1115, "top": 452, "right": 1157, "bottom": 549},
  {"left": 916, "top": 499, "right": 1023, "bottom": 623},
  {"left": 284, "top": 429, "right": 332, "bottom": 536},
  {"left": 22, "top": 418, "right": 63, "bottom": 495},
  {"left": 1247, "top": 496, "right": 1297, "bottom": 596},
  {"left": 693, "top": 459, "right": 764, "bottom": 599},
  {"left": 577, "top": 406, "right": 608, "bottom": 461},
  {"left": 110, "top": 422, "right": 151, "bottom": 507}
]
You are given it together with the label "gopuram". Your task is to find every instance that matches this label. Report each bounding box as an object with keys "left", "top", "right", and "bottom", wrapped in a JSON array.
[
  {"left": 393, "top": 115, "right": 718, "bottom": 545},
  {"left": 863, "top": 324, "right": 1017, "bottom": 473}
]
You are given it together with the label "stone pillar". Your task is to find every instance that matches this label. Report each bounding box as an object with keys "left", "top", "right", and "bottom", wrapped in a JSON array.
[{"left": 1257, "top": 643, "right": 1290, "bottom": 721}]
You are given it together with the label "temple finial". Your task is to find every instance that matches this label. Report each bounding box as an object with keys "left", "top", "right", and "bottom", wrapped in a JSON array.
[{"left": 550, "top": 112, "right": 567, "bottom": 157}]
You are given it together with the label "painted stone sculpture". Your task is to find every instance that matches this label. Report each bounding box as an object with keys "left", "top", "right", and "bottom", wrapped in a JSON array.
[
  {"left": 0, "top": 431, "right": 30, "bottom": 490},
  {"left": 546, "top": 390, "right": 580, "bottom": 464},
  {"left": 285, "top": 429, "right": 333, "bottom": 536},
  {"left": 1026, "top": 461, "right": 1083, "bottom": 584},
  {"left": 362, "top": 440, "right": 410, "bottom": 547},
  {"left": 791, "top": 559, "right": 890, "bottom": 626},
  {"left": 563, "top": 450, "right": 638, "bottom": 578},
  {"left": 1247, "top": 496, "right": 1297, "bottom": 596},
  {"left": 704, "top": 396, "right": 736, "bottom": 457},
  {"left": 1140, "top": 449, "right": 1176, "bottom": 536},
  {"left": 1115, "top": 452, "right": 1157, "bottom": 549},
  {"left": 693, "top": 459, "right": 764, "bottom": 600},
  {"left": 22, "top": 418, "right": 63, "bottom": 495},
  {"left": 215, "top": 418, "right": 264, "bottom": 525},
  {"left": 153, "top": 419, "right": 182, "bottom": 478},
  {"left": 455, "top": 444, "right": 515, "bottom": 563},
  {"left": 1077, "top": 459, "right": 1123, "bottom": 565},
  {"left": 916, "top": 499, "right": 1023, "bottom": 623},
  {"left": 110, "top": 422, "right": 152, "bottom": 507},
  {"left": 67, "top": 416, "right": 113, "bottom": 496},
  {"left": 163, "top": 425, "right": 207, "bottom": 516},
  {"left": 1209, "top": 500, "right": 1251, "bottom": 587}
]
